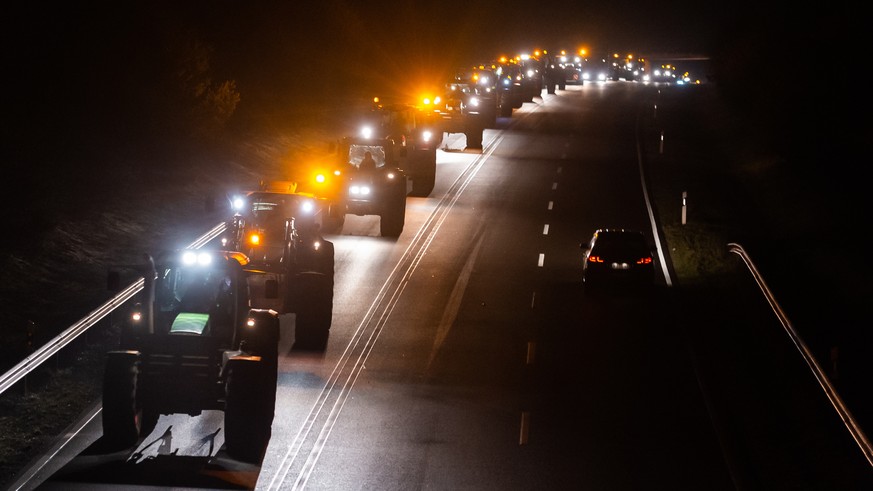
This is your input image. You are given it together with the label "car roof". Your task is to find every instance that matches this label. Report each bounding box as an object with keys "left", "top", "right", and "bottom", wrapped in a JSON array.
[
  {"left": 592, "top": 229, "right": 648, "bottom": 246},
  {"left": 594, "top": 228, "right": 645, "bottom": 237}
]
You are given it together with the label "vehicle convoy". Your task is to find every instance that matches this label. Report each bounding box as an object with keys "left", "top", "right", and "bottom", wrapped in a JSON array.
[
  {"left": 102, "top": 249, "right": 281, "bottom": 463},
  {"left": 223, "top": 180, "right": 335, "bottom": 347}
]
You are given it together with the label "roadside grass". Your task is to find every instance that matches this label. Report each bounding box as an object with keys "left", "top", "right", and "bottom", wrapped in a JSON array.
[
  {"left": 663, "top": 222, "right": 740, "bottom": 284},
  {"left": 0, "top": 341, "right": 108, "bottom": 486}
]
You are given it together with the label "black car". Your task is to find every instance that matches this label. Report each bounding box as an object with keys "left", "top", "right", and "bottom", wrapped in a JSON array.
[{"left": 581, "top": 229, "right": 655, "bottom": 292}]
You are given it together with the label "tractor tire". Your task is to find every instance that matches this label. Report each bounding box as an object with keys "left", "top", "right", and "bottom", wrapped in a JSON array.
[
  {"left": 465, "top": 121, "right": 484, "bottom": 150},
  {"left": 293, "top": 271, "right": 333, "bottom": 351},
  {"left": 410, "top": 150, "right": 436, "bottom": 197},
  {"left": 281, "top": 274, "right": 296, "bottom": 315},
  {"left": 102, "top": 351, "right": 141, "bottom": 449},
  {"left": 379, "top": 185, "right": 406, "bottom": 238},
  {"left": 318, "top": 239, "right": 336, "bottom": 282},
  {"left": 224, "top": 356, "right": 276, "bottom": 463}
]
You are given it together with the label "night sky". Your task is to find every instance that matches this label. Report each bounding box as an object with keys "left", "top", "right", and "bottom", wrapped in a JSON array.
[
  {"left": 2, "top": 1, "right": 868, "bottom": 203},
  {"left": 3, "top": 1, "right": 739, "bottom": 100}
]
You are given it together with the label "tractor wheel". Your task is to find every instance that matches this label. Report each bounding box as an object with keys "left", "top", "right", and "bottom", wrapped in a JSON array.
[
  {"left": 482, "top": 107, "right": 498, "bottom": 128},
  {"left": 379, "top": 185, "right": 406, "bottom": 237},
  {"left": 410, "top": 150, "right": 436, "bottom": 197},
  {"left": 318, "top": 239, "right": 336, "bottom": 283},
  {"left": 293, "top": 271, "right": 333, "bottom": 351},
  {"left": 225, "top": 356, "right": 276, "bottom": 463},
  {"left": 465, "top": 121, "right": 484, "bottom": 150}
]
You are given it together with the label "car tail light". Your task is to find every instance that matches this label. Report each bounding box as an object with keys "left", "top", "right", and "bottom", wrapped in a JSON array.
[
  {"left": 588, "top": 255, "right": 604, "bottom": 263},
  {"left": 636, "top": 256, "right": 652, "bottom": 265}
]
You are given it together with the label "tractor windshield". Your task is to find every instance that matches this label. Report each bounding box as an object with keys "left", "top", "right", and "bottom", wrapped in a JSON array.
[{"left": 348, "top": 144, "right": 387, "bottom": 169}]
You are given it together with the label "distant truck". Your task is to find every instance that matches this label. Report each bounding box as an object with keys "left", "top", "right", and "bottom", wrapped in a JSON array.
[
  {"left": 102, "top": 249, "right": 281, "bottom": 463},
  {"left": 223, "top": 180, "right": 335, "bottom": 349}
]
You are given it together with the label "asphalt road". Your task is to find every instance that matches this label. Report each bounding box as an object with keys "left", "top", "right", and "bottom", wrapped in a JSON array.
[{"left": 15, "top": 82, "right": 872, "bottom": 490}]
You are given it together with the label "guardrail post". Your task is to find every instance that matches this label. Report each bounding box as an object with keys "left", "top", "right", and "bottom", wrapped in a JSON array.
[{"left": 24, "top": 321, "right": 36, "bottom": 395}]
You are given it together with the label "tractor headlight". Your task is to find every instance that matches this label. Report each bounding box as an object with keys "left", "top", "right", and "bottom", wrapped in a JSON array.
[
  {"left": 182, "top": 250, "right": 212, "bottom": 266},
  {"left": 350, "top": 185, "right": 371, "bottom": 196}
]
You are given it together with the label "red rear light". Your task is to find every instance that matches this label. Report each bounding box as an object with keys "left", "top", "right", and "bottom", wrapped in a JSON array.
[
  {"left": 637, "top": 256, "right": 652, "bottom": 265},
  {"left": 588, "top": 255, "right": 604, "bottom": 263}
]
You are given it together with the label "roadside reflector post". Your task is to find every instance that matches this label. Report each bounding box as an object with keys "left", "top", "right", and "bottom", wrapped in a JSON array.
[
  {"left": 519, "top": 411, "right": 530, "bottom": 445},
  {"left": 681, "top": 191, "right": 688, "bottom": 225},
  {"left": 659, "top": 131, "right": 665, "bottom": 154}
]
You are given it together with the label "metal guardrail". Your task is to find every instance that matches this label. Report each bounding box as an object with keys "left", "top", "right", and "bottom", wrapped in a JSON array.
[
  {"left": 0, "top": 222, "right": 226, "bottom": 396},
  {"left": 728, "top": 242, "right": 873, "bottom": 467}
]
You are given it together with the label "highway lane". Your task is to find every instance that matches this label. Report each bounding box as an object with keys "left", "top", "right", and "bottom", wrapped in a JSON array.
[
  {"left": 259, "top": 85, "right": 735, "bottom": 489},
  {"left": 17, "top": 82, "right": 873, "bottom": 490}
]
